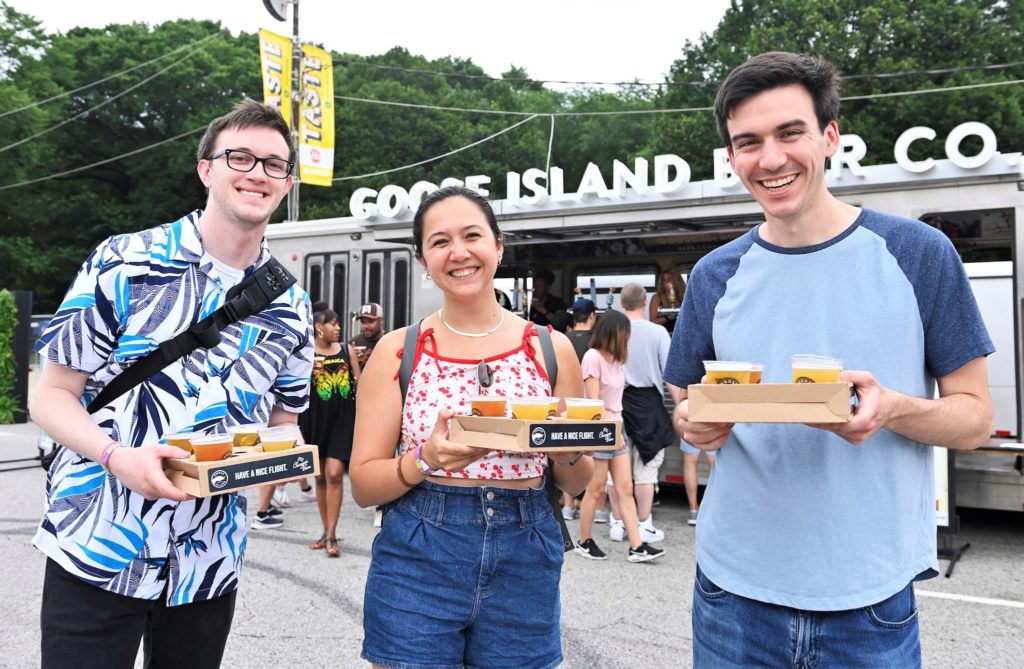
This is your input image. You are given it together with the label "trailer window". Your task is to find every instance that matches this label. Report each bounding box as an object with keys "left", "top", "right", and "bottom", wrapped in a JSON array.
[
  {"left": 307, "top": 263, "right": 323, "bottom": 304},
  {"left": 393, "top": 258, "right": 409, "bottom": 328},
  {"left": 574, "top": 267, "right": 658, "bottom": 312},
  {"left": 332, "top": 262, "right": 346, "bottom": 320},
  {"left": 367, "top": 260, "right": 382, "bottom": 305}
]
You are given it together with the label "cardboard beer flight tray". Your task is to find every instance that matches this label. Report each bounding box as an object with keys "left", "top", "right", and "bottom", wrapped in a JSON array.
[
  {"left": 450, "top": 415, "right": 621, "bottom": 452},
  {"left": 166, "top": 445, "right": 320, "bottom": 497},
  {"left": 687, "top": 383, "right": 855, "bottom": 423}
]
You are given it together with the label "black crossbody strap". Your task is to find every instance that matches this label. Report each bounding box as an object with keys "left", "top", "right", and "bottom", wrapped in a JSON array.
[
  {"left": 87, "top": 257, "right": 296, "bottom": 414},
  {"left": 398, "top": 320, "right": 423, "bottom": 401}
]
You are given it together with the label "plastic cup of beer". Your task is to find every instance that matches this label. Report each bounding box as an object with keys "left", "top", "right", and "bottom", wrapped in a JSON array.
[
  {"left": 470, "top": 395, "right": 507, "bottom": 417},
  {"left": 163, "top": 432, "right": 195, "bottom": 453},
  {"left": 190, "top": 433, "right": 233, "bottom": 462},
  {"left": 509, "top": 397, "right": 552, "bottom": 420},
  {"left": 227, "top": 424, "right": 263, "bottom": 448},
  {"left": 312, "top": 355, "right": 326, "bottom": 376},
  {"left": 564, "top": 398, "right": 605, "bottom": 421},
  {"left": 547, "top": 397, "right": 561, "bottom": 419},
  {"left": 702, "top": 360, "right": 753, "bottom": 384},
  {"left": 750, "top": 363, "right": 764, "bottom": 384},
  {"left": 791, "top": 354, "right": 843, "bottom": 383},
  {"left": 258, "top": 426, "right": 299, "bottom": 452}
]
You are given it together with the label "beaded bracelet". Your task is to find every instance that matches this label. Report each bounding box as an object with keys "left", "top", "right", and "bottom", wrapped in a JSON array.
[
  {"left": 99, "top": 440, "right": 124, "bottom": 472},
  {"left": 395, "top": 451, "right": 416, "bottom": 488}
]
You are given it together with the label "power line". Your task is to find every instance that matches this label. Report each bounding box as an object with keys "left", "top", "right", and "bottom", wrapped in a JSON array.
[
  {"left": 0, "top": 42, "right": 209, "bottom": 155},
  {"left": 337, "top": 77, "right": 1024, "bottom": 118},
  {"left": 0, "top": 126, "right": 205, "bottom": 191},
  {"left": 333, "top": 115, "right": 540, "bottom": 182},
  {"left": 335, "top": 57, "right": 1024, "bottom": 89},
  {"left": 0, "top": 33, "right": 219, "bottom": 119}
]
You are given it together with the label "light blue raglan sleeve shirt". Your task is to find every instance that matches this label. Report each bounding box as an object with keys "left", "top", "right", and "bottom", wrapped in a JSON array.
[{"left": 664, "top": 208, "right": 994, "bottom": 611}]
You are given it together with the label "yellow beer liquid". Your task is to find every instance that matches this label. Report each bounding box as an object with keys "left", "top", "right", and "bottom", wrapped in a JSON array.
[
  {"left": 261, "top": 439, "right": 296, "bottom": 452},
  {"left": 750, "top": 371, "right": 763, "bottom": 384},
  {"left": 707, "top": 369, "right": 752, "bottom": 384},
  {"left": 471, "top": 398, "right": 507, "bottom": 417},
  {"left": 792, "top": 367, "right": 841, "bottom": 383},
  {"left": 547, "top": 399, "right": 560, "bottom": 418},
  {"left": 192, "top": 440, "right": 232, "bottom": 462},
  {"left": 165, "top": 437, "right": 193, "bottom": 452},
  {"left": 565, "top": 404, "right": 604, "bottom": 421},
  {"left": 232, "top": 432, "right": 260, "bottom": 447},
  {"left": 510, "top": 403, "right": 550, "bottom": 420}
]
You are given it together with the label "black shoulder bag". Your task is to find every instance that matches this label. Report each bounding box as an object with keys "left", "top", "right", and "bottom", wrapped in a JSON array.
[
  {"left": 397, "top": 321, "right": 574, "bottom": 551},
  {"left": 40, "top": 258, "right": 297, "bottom": 471}
]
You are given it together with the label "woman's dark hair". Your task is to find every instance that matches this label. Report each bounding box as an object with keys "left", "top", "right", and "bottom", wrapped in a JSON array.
[
  {"left": 549, "top": 310, "right": 572, "bottom": 334},
  {"left": 412, "top": 185, "right": 501, "bottom": 259},
  {"left": 312, "top": 308, "right": 339, "bottom": 328},
  {"left": 589, "top": 309, "right": 630, "bottom": 364},
  {"left": 714, "top": 51, "right": 840, "bottom": 148}
]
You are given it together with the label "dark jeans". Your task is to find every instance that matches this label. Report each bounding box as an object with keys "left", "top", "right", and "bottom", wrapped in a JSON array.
[{"left": 41, "top": 558, "right": 236, "bottom": 669}]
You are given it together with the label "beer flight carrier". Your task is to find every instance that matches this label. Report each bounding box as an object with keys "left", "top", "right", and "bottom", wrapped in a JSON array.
[
  {"left": 164, "top": 424, "right": 320, "bottom": 497},
  {"left": 688, "top": 355, "right": 856, "bottom": 423},
  {"left": 450, "top": 396, "right": 621, "bottom": 453}
]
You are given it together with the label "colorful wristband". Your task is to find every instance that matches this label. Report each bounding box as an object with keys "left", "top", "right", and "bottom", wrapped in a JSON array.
[
  {"left": 414, "top": 444, "right": 436, "bottom": 475},
  {"left": 99, "top": 441, "right": 123, "bottom": 472}
]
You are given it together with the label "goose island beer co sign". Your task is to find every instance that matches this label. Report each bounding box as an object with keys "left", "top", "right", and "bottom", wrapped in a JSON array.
[{"left": 350, "top": 121, "right": 1007, "bottom": 221}]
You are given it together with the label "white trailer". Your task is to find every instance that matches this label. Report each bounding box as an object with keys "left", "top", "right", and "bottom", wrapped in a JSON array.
[{"left": 266, "top": 152, "right": 1024, "bottom": 512}]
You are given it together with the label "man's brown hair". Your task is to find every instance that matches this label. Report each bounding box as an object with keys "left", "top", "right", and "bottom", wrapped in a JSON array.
[{"left": 196, "top": 98, "right": 292, "bottom": 161}]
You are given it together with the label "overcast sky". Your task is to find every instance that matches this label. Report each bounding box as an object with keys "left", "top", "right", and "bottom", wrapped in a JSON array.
[{"left": 9, "top": 0, "right": 732, "bottom": 87}]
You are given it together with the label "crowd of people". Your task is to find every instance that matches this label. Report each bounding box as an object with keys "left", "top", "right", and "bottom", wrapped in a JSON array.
[{"left": 28, "top": 50, "right": 995, "bottom": 669}]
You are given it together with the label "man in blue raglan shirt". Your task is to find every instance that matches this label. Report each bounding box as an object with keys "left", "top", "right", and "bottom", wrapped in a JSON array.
[
  {"left": 664, "top": 52, "right": 994, "bottom": 668},
  {"left": 31, "top": 99, "right": 313, "bottom": 668}
]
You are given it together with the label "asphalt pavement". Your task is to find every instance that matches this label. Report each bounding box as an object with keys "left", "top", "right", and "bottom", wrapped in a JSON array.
[{"left": 2, "top": 420, "right": 1023, "bottom": 668}]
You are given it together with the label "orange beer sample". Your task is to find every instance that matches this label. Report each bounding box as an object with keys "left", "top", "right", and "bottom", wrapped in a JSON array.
[
  {"left": 750, "top": 364, "right": 764, "bottom": 384},
  {"left": 470, "top": 396, "right": 507, "bottom": 417},
  {"left": 190, "top": 434, "right": 233, "bottom": 462},
  {"left": 163, "top": 432, "right": 195, "bottom": 453},
  {"left": 703, "top": 361, "right": 753, "bottom": 384}
]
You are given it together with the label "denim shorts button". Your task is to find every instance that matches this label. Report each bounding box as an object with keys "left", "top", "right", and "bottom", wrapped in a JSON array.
[
  {"left": 486, "top": 491, "right": 495, "bottom": 501},
  {"left": 486, "top": 508, "right": 494, "bottom": 516}
]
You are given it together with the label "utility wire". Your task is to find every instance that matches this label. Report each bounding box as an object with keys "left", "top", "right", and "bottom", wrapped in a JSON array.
[
  {"left": 0, "top": 40, "right": 209, "bottom": 154},
  {"left": 0, "top": 33, "right": 219, "bottom": 119},
  {"left": 337, "top": 77, "right": 1024, "bottom": 118},
  {"left": 333, "top": 114, "right": 539, "bottom": 182},
  {"left": 0, "top": 126, "right": 205, "bottom": 191},
  {"left": 335, "top": 57, "right": 1024, "bottom": 89}
]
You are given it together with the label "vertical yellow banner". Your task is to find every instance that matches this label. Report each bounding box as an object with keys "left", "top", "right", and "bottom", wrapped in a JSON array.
[
  {"left": 259, "top": 29, "right": 292, "bottom": 128},
  {"left": 298, "top": 44, "right": 335, "bottom": 186}
]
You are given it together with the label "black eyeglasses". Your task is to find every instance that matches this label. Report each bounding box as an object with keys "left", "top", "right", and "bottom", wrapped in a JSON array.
[
  {"left": 210, "top": 149, "right": 293, "bottom": 179},
  {"left": 478, "top": 361, "right": 495, "bottom": 388}
]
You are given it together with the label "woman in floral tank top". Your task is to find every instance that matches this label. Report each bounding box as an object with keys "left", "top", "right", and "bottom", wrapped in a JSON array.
[{"left": 350, "top": 186, "right": 593, "bottom": 669}]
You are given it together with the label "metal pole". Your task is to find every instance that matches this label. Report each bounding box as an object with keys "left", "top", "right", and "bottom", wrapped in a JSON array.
[{"left": 287, "top": 0, "right": 301, "bottom": 221}]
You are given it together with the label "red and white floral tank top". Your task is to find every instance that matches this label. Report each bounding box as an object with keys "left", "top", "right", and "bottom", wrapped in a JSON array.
[{"left": 400, "top": 322, "right": 551, "bottom": 480}]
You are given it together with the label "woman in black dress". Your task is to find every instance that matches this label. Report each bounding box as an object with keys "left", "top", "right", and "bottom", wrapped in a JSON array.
[{"left": 300, "top": 308, "right": 360, "bottom": 557}]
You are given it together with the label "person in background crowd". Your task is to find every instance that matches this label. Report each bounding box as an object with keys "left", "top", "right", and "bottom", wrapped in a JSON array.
[
  {"left": 650, "top": 269, "right": 685, "bottom": 333},
  {"left": 563, "top": 297, "right": 599, "bottom": 520},
  {"left": 666, "top": 51, "right": 994, "bottom": 668},
  {"left": 350, "top": 185, "right": 592, "bottom": 668},
  {"left": 300, "top": 308, "right": 360, "bottom": 557},
  {"left": 494, "top": 287, "right": 513, "bottom": 310},
  {"left": 529, "top": 268, "right": 566, "bottom": 327},
  {"left": 614, "top": 283, "right": 674, "bottom": 544},
  {"left": 574, "top": 309, "right": 665, "bottom": 563},
  {"left": 350, "top": 302, "right": 385, "bottom": 368},
  {"left": 31, "top": 99, "right": 312, "bottom": 668},
  {"left": 549, "top": 309, "right": 573, "bottom": 334}
]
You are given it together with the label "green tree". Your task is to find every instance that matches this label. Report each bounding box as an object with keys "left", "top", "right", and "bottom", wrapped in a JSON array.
[{"left": 655, "top": 0, "right": 1024, "bottom": 178}]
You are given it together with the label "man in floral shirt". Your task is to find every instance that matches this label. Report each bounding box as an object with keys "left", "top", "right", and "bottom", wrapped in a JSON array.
[{"left": 32, "top": 99, "right": 313, "bottom": 668}]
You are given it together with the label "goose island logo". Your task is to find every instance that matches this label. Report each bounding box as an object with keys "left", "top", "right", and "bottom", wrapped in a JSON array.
[
  {"left": 531, "top": 427, "right": 547, "bottom": 446},
  {"left": 210, "top": 470, "right": 229, "bottom": 489}
]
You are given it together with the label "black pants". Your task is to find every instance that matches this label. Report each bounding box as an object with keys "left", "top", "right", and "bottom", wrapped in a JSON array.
[{"left": 41, "top": 558, "right": 236, "bottom": 669}]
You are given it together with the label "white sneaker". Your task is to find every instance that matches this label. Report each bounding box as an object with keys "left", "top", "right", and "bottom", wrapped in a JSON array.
[
  {"left": 272, "top": 487, "right": 291, "bottom": 508},
  {"left": 639, "top": 516, "right": 666, "bottom": 543},
  {"left": 608, "top": 516, "right": 625, "bottom": 542},
  {"left": 298, "top": 488, "right": 317, "bottom": 503},
  {"left": 594, "top": 508, "right": 610, "bottom": 524},
  {"left": 561, "top": 506, "right": 576, "bottom": 521}
]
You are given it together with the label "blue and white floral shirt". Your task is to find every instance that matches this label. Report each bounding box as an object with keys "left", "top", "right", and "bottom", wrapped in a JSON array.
[{"left": 34, "top": 210, "right": 313, "bottom": 605}]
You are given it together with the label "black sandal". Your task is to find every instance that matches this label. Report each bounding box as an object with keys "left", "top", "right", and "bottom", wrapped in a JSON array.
[
  {"left": 310, "top": 533, "right": 327, "bottom": 550},
  {"left": 325, "top": 537, "right": 340, "bottom": 557}
]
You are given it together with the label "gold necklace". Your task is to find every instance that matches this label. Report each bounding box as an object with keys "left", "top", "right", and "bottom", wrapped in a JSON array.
[{"left": 437, "top": 309, "right": 505, "bottom": 338}]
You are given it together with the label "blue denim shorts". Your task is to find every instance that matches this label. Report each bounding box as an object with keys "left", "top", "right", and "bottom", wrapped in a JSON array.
[
  {"left": 691, "top": 564, "right": 921, "bottom": 668},
  {"left": 361, "top": 479, "right": 564, "bottom": 669}
]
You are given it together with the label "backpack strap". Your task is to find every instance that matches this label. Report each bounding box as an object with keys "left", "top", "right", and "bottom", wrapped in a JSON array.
[
  {"left": 398, "top": 320, "right": 423, "bottom": 401},
  {"left": 534, "top": 324, "right": 558, "bottom": 390},
  {"left": 533, "top": 324, "right": 573, "bottom": 552}
]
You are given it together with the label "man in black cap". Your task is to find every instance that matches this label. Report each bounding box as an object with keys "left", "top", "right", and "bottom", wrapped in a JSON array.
[
  {"left": 567, "top": 298, "right": 597, "bottom": 362},
  {"left": 350, "top": 302, "right": 385, "bottom": 368}
]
